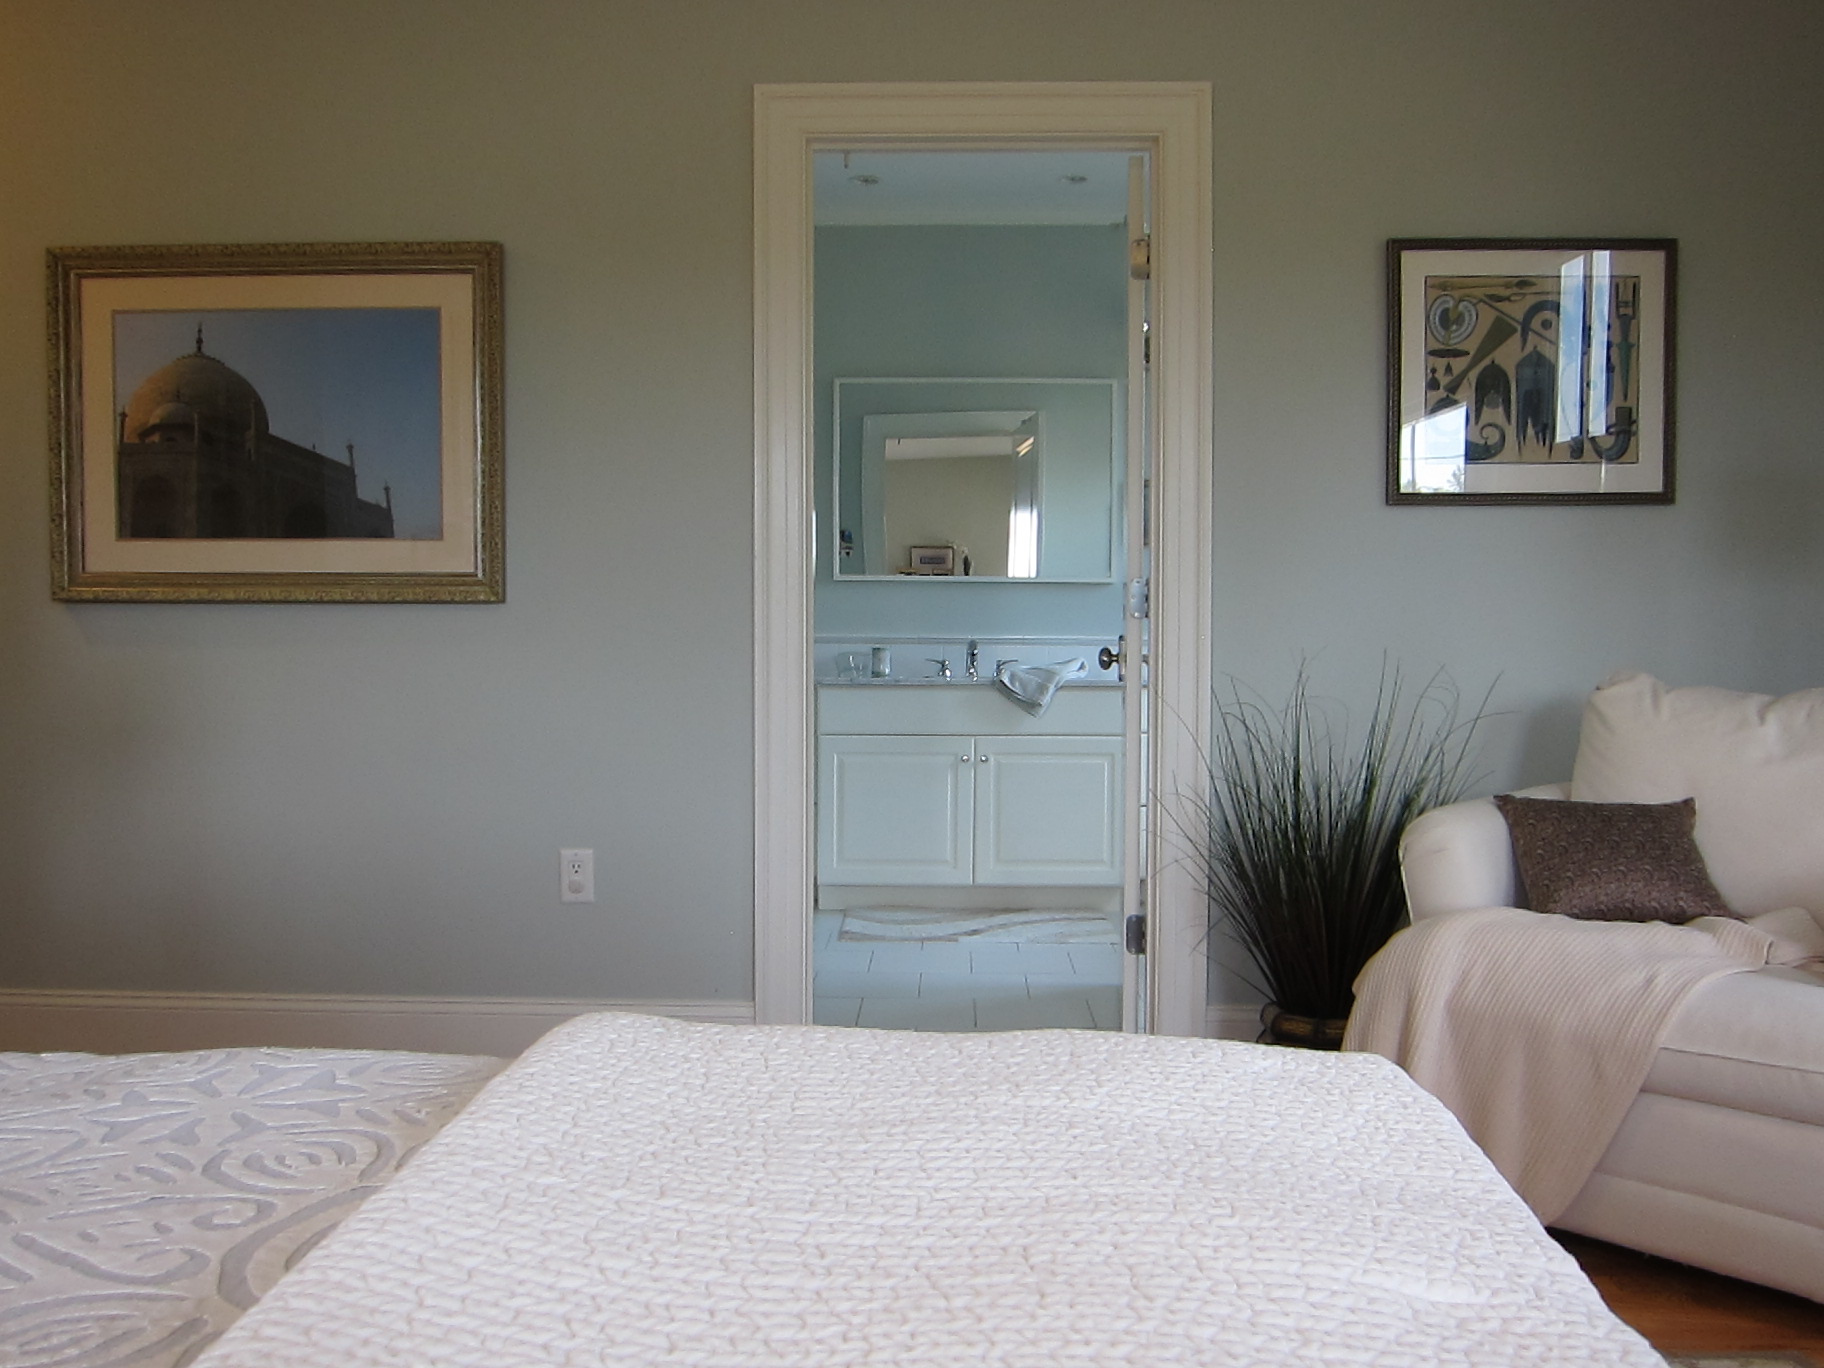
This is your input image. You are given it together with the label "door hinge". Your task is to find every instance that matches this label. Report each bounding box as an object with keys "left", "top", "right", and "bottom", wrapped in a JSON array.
[
  {"left": 1126, "top": 577, "right": 1149, "bottom": 620},
  {"left": 1129, "top": 235, "right": 1151, "bottom": 281},
  {"left": 1124, "top": 913, "right": 1147, "bottom": 955}
]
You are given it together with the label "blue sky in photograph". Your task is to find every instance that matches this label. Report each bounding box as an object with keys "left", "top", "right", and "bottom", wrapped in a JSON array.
[{"left": 113, "top": 308, "right": 444, "bottom": 538}]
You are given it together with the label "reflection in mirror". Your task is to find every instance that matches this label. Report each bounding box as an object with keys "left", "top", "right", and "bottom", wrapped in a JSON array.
[
  {"left": 866, "top": 411, "right": 1037, "bottom": 577},
  {"left": 834, "top": 378, "right": 1119, "bottom": 582}
]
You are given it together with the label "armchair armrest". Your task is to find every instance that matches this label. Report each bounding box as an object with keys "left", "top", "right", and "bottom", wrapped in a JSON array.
[{"left": 1400, "top": 783, "right": 1568, "bottom": 921}]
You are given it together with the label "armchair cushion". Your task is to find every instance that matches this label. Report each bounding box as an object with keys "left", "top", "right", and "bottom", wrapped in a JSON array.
[
  {"left": 1492, "top": 794, "right": 1735, "bottom": 923},
  {"left": 1572, "top": 672, "right": 1824, "bottom": 916}
]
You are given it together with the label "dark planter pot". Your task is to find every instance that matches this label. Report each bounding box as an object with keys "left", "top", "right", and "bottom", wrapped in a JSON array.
[{"left": 1259, "top": 1003, "right": 1348, "bottom": 1050}]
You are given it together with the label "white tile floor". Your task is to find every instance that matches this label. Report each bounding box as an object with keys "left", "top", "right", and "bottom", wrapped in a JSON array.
[{"left": 812, "top": 911, "right": 1123, "bottom": 1031}]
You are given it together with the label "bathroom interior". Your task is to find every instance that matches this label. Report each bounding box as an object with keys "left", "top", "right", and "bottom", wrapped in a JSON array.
[{"left": 811, "top": 148, "right": 1142, "bottom": 1032}]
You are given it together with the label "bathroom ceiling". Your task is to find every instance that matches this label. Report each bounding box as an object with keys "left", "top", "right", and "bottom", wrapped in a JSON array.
[{"left": 813, "top": 150, "right": 1132, "bottom": 227}]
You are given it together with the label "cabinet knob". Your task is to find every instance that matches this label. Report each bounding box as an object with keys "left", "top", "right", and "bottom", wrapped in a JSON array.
[
  {"left": 960, "top": 754, "right": 971, "bottom": 762},
  {"left": 978, "top": 754, "right": 988, "bottom": 762}
]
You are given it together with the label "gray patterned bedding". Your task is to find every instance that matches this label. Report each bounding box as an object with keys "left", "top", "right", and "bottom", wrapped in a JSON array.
[
  {"left": 0, "top": 1045, "right": 503, "bottom": 1367},
  {"left": 195, "top": 1015, "right": 1665, "bottom": 1368}
]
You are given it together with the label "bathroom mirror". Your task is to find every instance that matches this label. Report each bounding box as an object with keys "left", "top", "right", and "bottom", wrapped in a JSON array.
[{"left": 832, "top": 377, "right": 1120, "bottom": 582}]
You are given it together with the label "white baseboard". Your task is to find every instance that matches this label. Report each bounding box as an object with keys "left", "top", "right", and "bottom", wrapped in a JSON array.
[
  {"left": 0, "top": 990, "right": 755, "bottom": 1058},
  {"left": 1206, "top": 1002, "right": 1264, "bottom": 1041}
]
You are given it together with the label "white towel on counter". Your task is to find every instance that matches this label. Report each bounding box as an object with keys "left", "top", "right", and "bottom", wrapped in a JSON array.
[{"left": 994, "top": 657, "right": 1089, "bottom": 716}]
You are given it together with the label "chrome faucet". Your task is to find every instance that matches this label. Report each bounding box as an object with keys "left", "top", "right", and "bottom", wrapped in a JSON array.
[
  {"left": 926, "top": 657, "right": 952, "bottom": 680},
  {"left": 966, "top": 640, "right": 980, "bottom": 680}
]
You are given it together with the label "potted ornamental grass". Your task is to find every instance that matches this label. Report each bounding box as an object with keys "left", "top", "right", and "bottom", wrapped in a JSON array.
[{"left": 1185, "top": 663, "right": 1491, "bottom": 1047}]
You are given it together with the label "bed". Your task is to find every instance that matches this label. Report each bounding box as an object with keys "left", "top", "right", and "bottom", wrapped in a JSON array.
[
  {"left": 0, "top": 1045, "right": 502, "bottom": 1366},
  {"left": 175, "top": 1013, "right": 1661, "bottom": 1367}
]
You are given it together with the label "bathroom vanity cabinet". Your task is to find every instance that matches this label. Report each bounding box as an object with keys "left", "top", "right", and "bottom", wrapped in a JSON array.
[{"left": 816, "top": 685, "right": 1122, "bottom": 889}]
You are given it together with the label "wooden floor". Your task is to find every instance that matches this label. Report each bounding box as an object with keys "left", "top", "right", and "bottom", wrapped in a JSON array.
[{"left": 1554, "top": 1231, "right": 1824, "bottom": 1358}]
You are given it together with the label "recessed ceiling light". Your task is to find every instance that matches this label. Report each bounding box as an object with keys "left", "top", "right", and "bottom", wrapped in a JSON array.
[
  {"left": 1062, "top": 174, "right": 1090, "bottom": 185},
  {"left": 850, "top": 174, "right": 881, "bottom": 187}
]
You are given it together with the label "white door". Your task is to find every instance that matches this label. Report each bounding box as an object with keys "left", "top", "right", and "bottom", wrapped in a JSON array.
[{"left": 1117, "top": 152, "right": 1153, "bottom": 1031}]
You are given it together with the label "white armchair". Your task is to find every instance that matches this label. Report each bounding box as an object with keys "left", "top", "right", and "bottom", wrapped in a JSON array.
[{"left": 1396, "top": 675, "right": 1824, "bottom": 1303}]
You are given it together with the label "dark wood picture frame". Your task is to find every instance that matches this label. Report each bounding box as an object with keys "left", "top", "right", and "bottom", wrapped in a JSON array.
[{"left": 1387, "top": 238, "right": 1675, "bottom": 505}]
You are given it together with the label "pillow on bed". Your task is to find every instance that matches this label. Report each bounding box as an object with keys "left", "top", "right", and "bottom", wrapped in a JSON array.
[{"left": 1492, "top": 794, "right": 1737, "bottom": 923}]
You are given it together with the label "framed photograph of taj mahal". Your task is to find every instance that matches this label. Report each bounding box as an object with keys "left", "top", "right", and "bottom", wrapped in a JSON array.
[
  {"left": 1387, "top": 238, "right": 1675, "bottom": 505},
  {"left": 48, "top": 241, "right": 503, "bottom": 601}
]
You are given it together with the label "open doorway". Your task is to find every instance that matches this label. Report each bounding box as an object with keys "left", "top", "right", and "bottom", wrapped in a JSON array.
[
  {"left": 811, "top": 149, "right": 1138, "bottom": 1031},
  {"left": 754, "top": 84, "right": 1213, "bottom": 1036}
]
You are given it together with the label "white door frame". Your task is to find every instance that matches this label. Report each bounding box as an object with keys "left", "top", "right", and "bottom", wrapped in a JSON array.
[{"left": 753, "top": 82, "right": 1212, "bottom": 1034}]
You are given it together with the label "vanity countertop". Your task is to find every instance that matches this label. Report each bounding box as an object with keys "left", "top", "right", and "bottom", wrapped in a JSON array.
[{"left": 817, "top": 680, "right": 1123, "bottom": 736}]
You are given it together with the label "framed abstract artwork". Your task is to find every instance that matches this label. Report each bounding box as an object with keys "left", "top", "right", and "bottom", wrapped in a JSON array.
[
  {"left": 1387, "top": 238, "right": 1675, "bottom": 505},
  {"left": 48, "top": 241, "right": 504, "bottom": 601}
]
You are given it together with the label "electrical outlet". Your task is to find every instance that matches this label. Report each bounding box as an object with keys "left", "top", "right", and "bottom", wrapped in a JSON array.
[{"left": 560, "top": 848, "right": 594, "bottom": 903}]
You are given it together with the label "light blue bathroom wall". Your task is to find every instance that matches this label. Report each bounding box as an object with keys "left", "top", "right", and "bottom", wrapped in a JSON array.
[{"left": 814, "top": 224, "right": 1129, "bottom": 645}]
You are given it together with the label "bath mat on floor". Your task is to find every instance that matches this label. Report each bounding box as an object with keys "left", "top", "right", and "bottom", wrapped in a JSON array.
[
  {"left": 1664, "top": 1355, "right": 1821, "bottom": 1367},
  {"left": 839, "top": 908, "right": 1117, "bottom": 944}
]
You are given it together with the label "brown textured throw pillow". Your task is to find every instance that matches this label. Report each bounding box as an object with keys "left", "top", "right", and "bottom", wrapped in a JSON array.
[{"left": 1492, "top": 794, "right": 1737, "bottom": 923}]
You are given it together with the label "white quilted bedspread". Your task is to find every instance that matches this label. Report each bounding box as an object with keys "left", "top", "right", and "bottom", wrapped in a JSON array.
[
  {"left": 195, "top": 1014, "right": 1661, "bottom": 1367},
  {"left": 0, "top": 1046, "right": 502, "bottom": 1367}
]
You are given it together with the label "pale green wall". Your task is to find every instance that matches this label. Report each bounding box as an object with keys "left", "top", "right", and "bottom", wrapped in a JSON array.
[{"left": 1, "top": 1, "right": 1820, "bottom": 1006}]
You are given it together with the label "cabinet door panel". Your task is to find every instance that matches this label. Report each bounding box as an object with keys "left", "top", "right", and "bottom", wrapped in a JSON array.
[
  {"left": 818, "top": 735, "right": 973, "bottom": 885},
  {"left": 974, "top": 736, "right": 1122, "bottom": 885}
]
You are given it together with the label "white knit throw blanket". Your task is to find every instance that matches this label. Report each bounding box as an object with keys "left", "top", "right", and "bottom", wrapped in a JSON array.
[{"left": 1343, "top": 906, "right": 1816, "bottom": 1223}]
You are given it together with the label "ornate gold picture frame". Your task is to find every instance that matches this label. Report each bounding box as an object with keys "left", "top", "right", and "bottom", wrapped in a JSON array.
[{"left": 49, "top": 241, "right": 503, "bottom": 601}]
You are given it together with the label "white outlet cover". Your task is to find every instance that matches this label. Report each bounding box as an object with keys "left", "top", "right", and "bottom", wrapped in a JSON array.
[{"left": 560, "top": 848, "right": 595, "bottom": 903}]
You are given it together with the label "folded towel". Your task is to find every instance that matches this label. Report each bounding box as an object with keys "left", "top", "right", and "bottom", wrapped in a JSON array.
[{"left": 994, "top": 658, "right": 1089, "bottom": 717}]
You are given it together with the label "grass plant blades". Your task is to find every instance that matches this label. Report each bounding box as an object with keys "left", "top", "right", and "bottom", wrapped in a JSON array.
[{"left": 1183, "top": 663, "right": 1491, "bottom": 1022}]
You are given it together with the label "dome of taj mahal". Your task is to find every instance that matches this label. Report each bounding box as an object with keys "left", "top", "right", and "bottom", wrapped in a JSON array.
[
  {"left": 146, "top": 400, "right": 195, "bottom": 428},
  {"left": 123, "top": 348, "right": 269, "bottom": 443}
]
